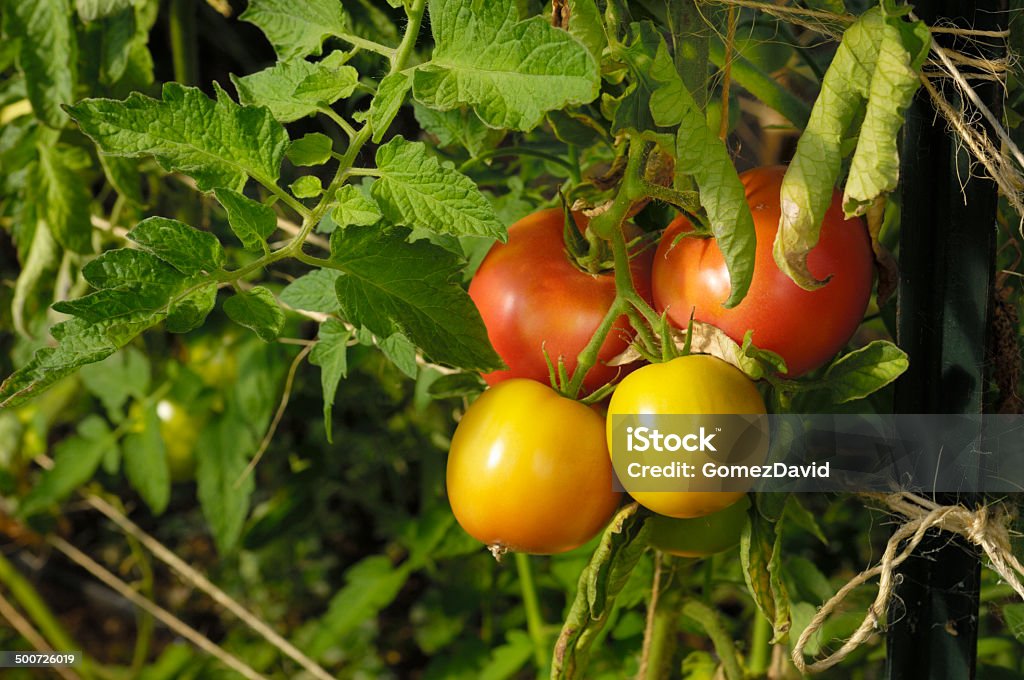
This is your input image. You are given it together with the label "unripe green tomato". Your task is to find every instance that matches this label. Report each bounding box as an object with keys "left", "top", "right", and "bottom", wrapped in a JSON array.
[
  {"left": 187, "top": 335, "right": 239, "bottom": 387},
  {"left": 648, "top": 495, "right": 750, "bottom": 558},
  {"left": 156, "top": 400, "right": 198, "bottom": 482}
]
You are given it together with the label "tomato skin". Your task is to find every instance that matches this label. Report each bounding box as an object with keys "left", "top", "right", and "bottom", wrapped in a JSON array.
[
  {"left": 446, "top": 379, "right": 621, "bottom": 554},
  {"left": 606, "top": 355, "right": 766, "bottom": 518},
  {"left": 652, "top": 166, "right": 873, "bottom": 377},
  {"left": 648, "top": 496, "right": 749, "bottom": 557},
  {"left": 469, "top": 209, "right": 653, "bottom": 393}
]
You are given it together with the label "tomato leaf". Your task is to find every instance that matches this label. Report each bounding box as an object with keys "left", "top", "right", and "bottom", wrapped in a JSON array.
[
  {"left": 552, "top": 504, "right": 650, "bottom": 679},
  {"left": 75, "top": 0, "right": 133, "bottom": 22},
  {"left": 66, "top": 83, "right": 289, "bottom": 192},
  {"left": 413, "top": 103, "right": 503, "bottom": 157},
  {"left": 196, "top": 411, "right": 256, "bottom": 554},
  {"left": 822, "top": 339, "right": 909, "bottom": 403},
  {"left": 83, "top": 248, "right": 185, "bottom": 292},
  {"left": 286, "top": 132, "right": 333, "bottom": 167},
  {"left": 122, "top": 401, "right": 170, "bottom": 515},
  {"left": 376, "top": 332, "right": 419, "bottom": 379},
  {"left": 279, "top": 268, "right": 341, "bottom": 315},
  {"left": 17, "top": 416, "right": 115, "bottom": 518},
  {"left": 79, "top": 347, "right": 150, "bottom": 416},
  {"left": 776, "top": 9, "right": 925, "bottom": 289},
  {"left": 290, "top": 175, "right": 322, "bottom": 199},
  {"left": 371, "top": 137, "right": 506, "bottom": 240},
  {"left": 214, "top": 187, "right": 277, "bottom": 251},
  {"left": 128, "top": 217, "right": 226, "bottom": 276},
  {"left": 166, "top": 283, "right": 218, "bottom": 334},
  {"left": 413, "top": 0, "right": 599, "bottom": 131},
  {"left": 223, "top": 286, "right": 286, "bottom": 342},
  {"left": 232, "top": 57, "right": 358, "bottom": 123},
  {"left": 38, "top": 143, "right": 93, "bottom": 253},
  {"left": 330, "top": 226, "right": 502, "bottom": 371},
  {"left": 310, "top": 319, "right": 351, "bottom": 443},
  {"left": 239, "top": 0, "right": 350, "bottom": 61},
  {"left": 708, "top": 38, "right": 810, "bottom": 129},
  {"left": 740, "top": 509, "right": 791, "bottom": 643},
  {"left": 6, "top": 0, "right": 76, "bottom": 128},
  {"left": 369, "top": 71, "right": 413, "bottom": 143},
  {"left": 332, "top": 184, "right": 382, "bottom": 229}
]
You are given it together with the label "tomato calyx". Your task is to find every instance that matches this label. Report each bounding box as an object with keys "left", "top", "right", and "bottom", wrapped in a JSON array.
[{"left": 560, "top": 200, "right": 614, "bottom": 276}]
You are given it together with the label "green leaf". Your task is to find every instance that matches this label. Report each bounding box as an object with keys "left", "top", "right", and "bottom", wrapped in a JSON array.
[
  {"left": 66, "top": 82, "right": 289, "bottom": 192},
  {"left": 223, "top": 286, "right": 285, "bottom": 342},
  {"left": 75, "top": 0, "right": 133, "bottom": 21},
  {"left": 612, "top": 22, "right": 684, "bottom": 132},
  {"left": 290, "top": 175, "right": 322, "bottom": 199},
  {"left": 783, "top": 496, "right": 827, "bottom": 545},
  {"left": 369, "top": 71, "right": 412, "bottom": 143},
  {"left": 561, "top": 0, "right": 605, "bottom": 64},
  {"left": 79, "top": 346, "right": 151, "bottom": 415},
  {"left": 413, "top": 103, "right": 503, "bottom": 157},
  {"left": 740, "top": 509, "right": 791, "bottom": 643},
  {"left": 53, "top": 288, "right": 173, "bottom": 323},
  {"left": 38, "top": 143, "right": 93, "bottom": 253},
  {"left": 371, "top": 137, "right": 506, "bottom": 240},
  {"left": 413, "top": 0, "right": 599, "bottom": 131},
  {"left": 330, "top": 225, "right": 503, "bottom": 371},
  {"left": 6, "top": 0, "right": 77, "bottom": 128},
  {"left": 310, "top": 319, "right": 351, "bottom": 443},
  {"left": 0, "top": 314, "right": 164, "bottom": 409},
  {"left": 708, "top": 38, "right": 810, "bottom": 129},
  {"left": 822, "top": 340, "right": 908, "bottom": 403},
  {"left": 377, "top": 332, "right": 418, "bottom": 378},
  {"left": 214, "top": 187, "right": 277, "bottom": 251},
  {"left": 196, "top": 412, "right": 256, "bottom": 554},
  {"left": 552, "top": 505, "right": 649, "bottom": 679},
  {"left": 18, "top": 416, "right": 115, "bottom": 517},
  {"left": 83, "top": 248, "right": 186, "bottom": 293},
  {"left": 122, "top": 401, "right": 170, "bottom": 515},
  {"left": 332, "top": 184, "right": 382, "bottom": 228},
  {"left": 427, "top": 372, "right": 486, "bottom": 399},
  {"left": 166, "top": 283, "right": 218, "bottom": 333},
  {"left": 98, "top": 154, "right": 145, "bottom": 205},
  {"left": 286, "top": 132, "right": 333, "bottom": 167},
  {"left": 128, "top": 216, "right": 226, "bottom": 275},
  {"left": 279, "top": 268, "right": 341, "bottom": 315},
  {"left": 232, "top": 58, "right": 358, "bottom": 123},
  {"left": 11, "top": 212, "right": 58, "bottom": 338},
  {"left": 240, "top": 0, "right": 349, "bottom": 60},
  {"left": 479, "top": 631, "right": 533, "bottom": 680}
]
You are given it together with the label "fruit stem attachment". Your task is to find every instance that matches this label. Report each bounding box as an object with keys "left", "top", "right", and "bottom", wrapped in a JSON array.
[{"left": 515, "top": 552, "right": 549, "bottom": 673}]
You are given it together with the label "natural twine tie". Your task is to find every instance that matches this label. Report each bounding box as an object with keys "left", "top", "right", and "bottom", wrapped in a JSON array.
[{"left": 792, "top": 493, "right": 1024, "bottom": 674}]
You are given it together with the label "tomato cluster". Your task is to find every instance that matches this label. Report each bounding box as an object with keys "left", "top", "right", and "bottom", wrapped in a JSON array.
[{"left": 448, "top": 168, "right": 873, "bottom": 555}]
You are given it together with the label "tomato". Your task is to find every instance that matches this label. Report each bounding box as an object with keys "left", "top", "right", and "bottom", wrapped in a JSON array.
[
  {"left": 446, "top": 379, "right": 621, "bottom": 554},
  {"left": 606, "top": 354, "right": 766, "bottom": 518},
  {"left": 469, "top": 209, "right": 653, "bottom": 393},
  {"left": 648, "top": 495, "right": 749, "bottom": 557},
  {"left": 652, "top": 166, "right": 873, "bottom": 377}
]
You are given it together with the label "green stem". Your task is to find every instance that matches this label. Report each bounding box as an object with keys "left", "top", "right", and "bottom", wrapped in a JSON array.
[
  {"left": 0, "top": 553, "right": 97, "bottom": 679},
  {"left": 682, "top": 600, "right": 744, "bottom": 680},
  {"left": 515, "top": 552, "right": 548, "bottom": 673},
  {"left": 319, "top": 106, "right": 357, "bottom": 139},
  {"left": 168, "top": 0, "right": 198, "bottom": 87},
  {"left": 334, "top": 32, "right": 396, "bottom": 58},
  {"left": 748, "top": 610, "right": 772, "bottom": 676}
]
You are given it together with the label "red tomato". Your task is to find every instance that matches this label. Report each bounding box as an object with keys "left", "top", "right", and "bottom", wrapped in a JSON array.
[
  {"left": 470, "top": 209, "right": 653, "bottom": 392},
  {"left": 652, "top": 166, "right": 873, "bottom": 376}
]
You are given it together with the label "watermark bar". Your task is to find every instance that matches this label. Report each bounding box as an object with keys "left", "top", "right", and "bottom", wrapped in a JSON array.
[
  {"left": 0, "top": 651, "right": 81, "bottom": 668},
  {"left": 609, "top": 414, "right": 1024, "bottom": 494}
]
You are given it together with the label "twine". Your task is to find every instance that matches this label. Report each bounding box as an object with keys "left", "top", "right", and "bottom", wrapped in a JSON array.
[{"left": 791, "top": 493, "right": 1024, "bottom": 674}]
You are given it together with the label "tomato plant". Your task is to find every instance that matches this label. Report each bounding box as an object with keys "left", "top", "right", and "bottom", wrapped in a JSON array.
[
  {"left": 607, "top": 354, "right": 767, "bottom": 518},
  {"left": 648, "top": 495, "right": 750, "bottom": 558},
  {"left": 652, "top": 166, "right": 875, "bottom": 377},
  {"left": 470, "top": 208, "right": 652, "bottom": 393},
  {"left": 446, "top": 379, "right": 620, "bottom": 554}
]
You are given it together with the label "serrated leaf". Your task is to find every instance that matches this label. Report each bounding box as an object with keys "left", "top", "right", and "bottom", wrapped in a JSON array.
[
  {"left": 740, "top": 510, "right": 791, "bottom": 643},
  {"left": 783, "top": 496, "right": 827, "bottom": 545},
  {"left": 552, "top": 505, "right": 649, "bottom": 679},
  {"left": 66, "top": 82, "right": 288, "bottom": 191},
  {"left": 232, "top": 58, "right": 358, "bottom": 123},
  {"left": 79, "top": 347, "right": 150, "bottom": 415},
  {"left": 290, "top": 175, "right": 322, "bottom": 199},
  {"left": 223, "top": 286, "right": 285, "bottom": 342},
  {"left": 822, "top": 340, "right": 908, "bottom": 403},
  {"left": 332, "top": 184, "right": 382, "bottom": 228},
  {"left": 54, "top": 287, "right": 171, "bottom": 323},
  {"left": 83, "top": 248, "right": 186, "bottom": 293},
  {"left": 196, "top": 412, "right": 255, "bottom": 554},
  {"left": 310, "top": 319, "right": 351, "bottom": 443},
  {"left": 240, "top": 0, "right": 349, "bottom": 60},
  {"left": 369, "top": 71, "right": 412, "bottom": 143},
  {"left": 6, "top": 0, "right": 76, "bottom": 128},
  {"left": 18, "top": 416, "right": 114, "bottom": 517},
  {"left": 0, "top": 313, "right": 165, "bottom": 409},
  {"left": 11, "top": 212, "right": 58, "bottom": 338},
  {"left": 413, "top": 0, "right": 599, "bottom": 131},
  {"left": 377, "top": 332, "right": 417, "bottom": 378},
  {"left": 279, "top": 268, "right": 341, "bottom": 315},
  {"left": 128, "top": 216, "right": 225, "bottom": 275},
  {"left": 427, "top": 372, "right": 486, "bottom": 399},
  {"left": 123, "top": 401, "right": 170, "bottom": 514},
  {"left": 286, "top": 132, "right": 333, "bottom": 167},
  {"left": 413, "top": 103, "right": 503, "bottom": 157},
  {"left": 613, "top": 22, "right": 684, "bottom": 132},
  {"left": 214, "top": 187, "right": 277, "bottom": 251},
  {"left": 166, "top": 283, "right": 218, "bottom": 333},
  {"left": 330, "top": 225, "right": 503, "bottom": 371},
  {"left": 371, "top": 137, "right": 505, "bottom": 240},
  {"left": 75, "top": 0, "right": 133, "bottom": 21},
  {"left": 38, "top": 143, "right": 93, "bottom": 253}
]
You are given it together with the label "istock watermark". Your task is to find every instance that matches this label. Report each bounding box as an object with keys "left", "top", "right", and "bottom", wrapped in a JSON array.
[{"left": 609, "top": 414, "right": 1024, "bottom": 494}]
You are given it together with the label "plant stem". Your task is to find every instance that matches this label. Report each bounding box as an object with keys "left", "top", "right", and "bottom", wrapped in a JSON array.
[
  {"left": 334, "top": 32, "right": 396, "bottom": 58},
  {"left": 168, "top": 0, "right": 198, "bottom": 87},
  {"left": 515, "top": 552, "right": 548, "bottom": 673},
  {"left": 319, "top": 106, "right": 357, "bottom": 139},
  {"left": 749, "top": 610, "right": 772, "bottom": 676},
  {"left": 682, "top": 600, "right": 744, "bottom": 680},
  {"left": 0, "top": 553, "right": 97, "bottom": 680}
]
